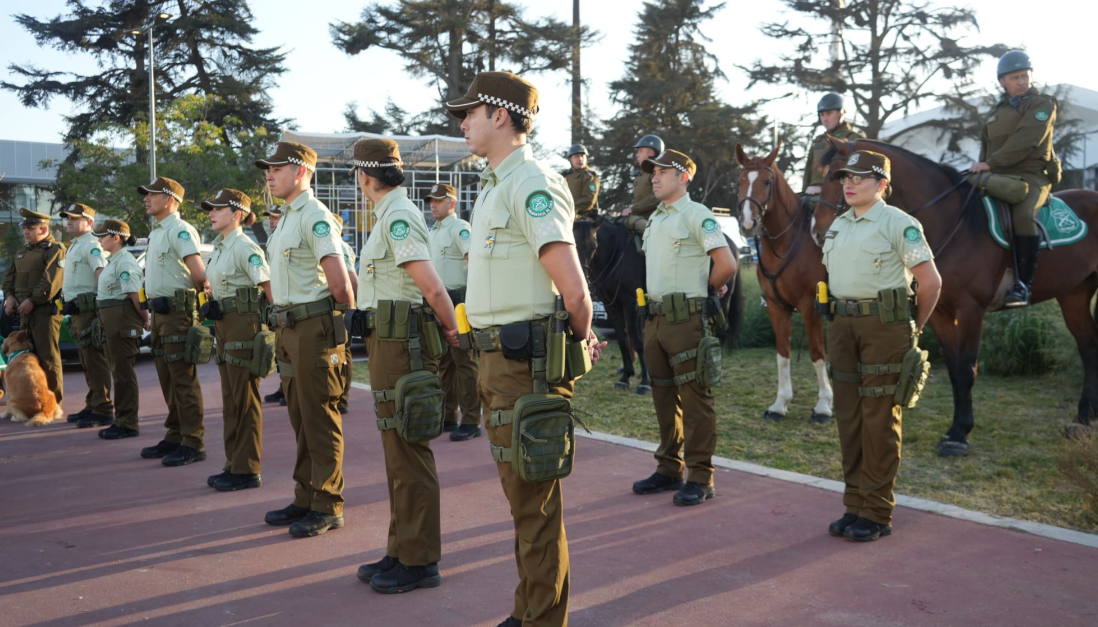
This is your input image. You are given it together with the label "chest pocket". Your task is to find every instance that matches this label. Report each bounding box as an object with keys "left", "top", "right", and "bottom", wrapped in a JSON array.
[
  {"left": 362, "top": 236, "right": 388, "bottom": 277},
  {"left": 860, "top": 240, "right": 894, "bottom": 275},
  {"left": 821, "top": 238, "right": 835, "bottom": 267},
  {"left": 484, "top": 210, "right": 511, "bottom": 259},
  {"left": 664, "top": 225, "right": 691, "bottom": 256}
]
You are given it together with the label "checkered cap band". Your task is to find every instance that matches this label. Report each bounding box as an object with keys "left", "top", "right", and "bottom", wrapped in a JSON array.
[
  {"left": 144, "top": 187, "right": 182, "bottom": 202},
  {"left": 478, "top": 93, "right": 535, "bottom": 118},
  {"left": 207, "top": 199, "right": 251, "bottom": 212},
  {"left": 352, "top": 159, "right": 403, "bottom": 169},
  {"left": 287, "top": 156, "right": 315, "bottom": 172}
]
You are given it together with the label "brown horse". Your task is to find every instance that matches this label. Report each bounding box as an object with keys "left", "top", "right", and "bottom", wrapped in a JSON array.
[
  {"left": 812, "top": 137, "right": 1098, "bottom": 455},
  {"left": 735, "top": 143, "right": 833, "bottom": 422}
]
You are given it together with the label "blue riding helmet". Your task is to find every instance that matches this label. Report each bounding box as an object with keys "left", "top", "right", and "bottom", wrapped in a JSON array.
[
  {"left": 633, "top": 134, "right": 665, "bottom": 154},
  {"left": 997, "top": 50, "right": 1032, "bottom": 78},
  {"left": 817, "top": 92, "right": 845, "bottom": 113}
]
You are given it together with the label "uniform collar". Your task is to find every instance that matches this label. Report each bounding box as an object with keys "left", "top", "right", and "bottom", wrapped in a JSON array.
[
  {"left": 434, "top": 213, "right": 456, "bottom": 230},
  {"left": 840, "top": 199, "right": 887, "bottom": 223},
  {"left": 655, "top": 193, "right": 690, "bottom": 215},
  {"left": 74, "top": 231, "right": 95, "bottom": 245},
  {"left": 480, "top": 145, "right": 532, "bottom": 186},
  {"left": 286, "top": 189, "right": 315, "bottom": 212},
  {"left": 24, "top": 235, "right": 55, "bottom": 249},
  {"left": 215, "top": 227, "right": 245, "bottom": 250},
  {"left": 1002, "top": 87, "right": 1041, "bottom": 109},
  {"left": 154, "top": 211, "right": 182, "bottom": 229},
  {"left": 372, "top": 187, "right": 408, "bottom": 221}
]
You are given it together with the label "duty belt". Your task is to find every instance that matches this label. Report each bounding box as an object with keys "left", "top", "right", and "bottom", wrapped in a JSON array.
[
  {"left": 97, "top": 298, "right": 130, "bottom": 309},
  {"left": 269, "top": 298, "right": 346, "bottom": 327},
  {"left": 830, "top": 300, "right": 879, "bottom": 317},
  {"left": 218, "top": 296, "right": 240, "bottom": 314},
  {"left": 646, "top": 298, "right": 707, "bottom": 316},
  {"left": 471, "top": 318, "right": 550, "bottom": 352}
]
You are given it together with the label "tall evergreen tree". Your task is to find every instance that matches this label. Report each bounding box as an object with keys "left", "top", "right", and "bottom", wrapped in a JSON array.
[
  {"left": 597, "top": 0, "right": 767, "bottom": 210},
  {"left": 742, "top": 0, "right": 1008, "bottom": 140},
  {"left": 331, "top": 0, "right": 599, "bottom": 136},
  {"left": 4, "top": 0, "right": 287, "bottom": 154}
]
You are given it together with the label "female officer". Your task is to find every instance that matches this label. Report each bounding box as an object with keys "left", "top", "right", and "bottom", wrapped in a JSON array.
[
  {"left": 201, "top": 189, "right": 274, "bottom": 492},
  {"left": 349, "top": 138, "right": 459, "bottom": 594},
  {"left": 93, "top": 220, "right": 147, "bottom": 441},
  {"left": 821, "top": 151, "right": 941, "bottom": 542}
]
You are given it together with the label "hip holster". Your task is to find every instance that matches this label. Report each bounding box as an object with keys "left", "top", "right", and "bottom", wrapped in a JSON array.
[
  {"left": 219, "top": 328, "right": 277, "bottom": 378},
  {"left": 372, "top": 308, "right": 446, "bottom": 443},
  {"left": 158, "top": 324, "right": 214, "bottom": 365}
]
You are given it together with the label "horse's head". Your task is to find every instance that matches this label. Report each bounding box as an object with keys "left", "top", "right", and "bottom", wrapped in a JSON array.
[
  {"left": 810, "top": 135, "right": 854, "bottom": 247},
  {"left": 572, "top": 215, "right": 602, "bottom": 277},
  {"left": 735, "top": 142, "right": 782, "bottom": 238}
]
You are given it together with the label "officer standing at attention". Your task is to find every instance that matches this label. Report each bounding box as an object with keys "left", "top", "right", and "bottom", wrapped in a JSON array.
[
  {"left": 350, "top": 138, "right": 459, "bottom": 594},
  {"left": 262, "top": 206, "right": 288, "bottom": 407},
  {"left": 59, "top": 204, "right": 113, "bottom": 428},
  {"left": 426, "top": 182, "right": 481, "bottom": 441},
  {"left": 631, "top": 150, "right": 736, "bottom": 506},
  {"left": 444, "top": 70, "right": 605, "bottom": 627},
  {"left": 821, "top": 151, "right": 941, "bottom": 542},
  {"left": 3, "top": 208, "right": 65, "bottom": 407},
  {"left": 92, "top": 220, "right": 146, "bottom": 440},
  {"left": 971, "top": 51, "right": 1057, "bottom": 308},
  {"left": 201, "top": 189, "right": 273, "bottom": 492},
  {"left": 562, "top": 145, "right": 600, "bottom": 220},
  {"left": 257, "top": 142, "right": 354, "bottom": 538},
  {"left": 803, "top": 93, "right": 864, "bottom": 198},
  {"left": 621, "top": 134, "right": 664, "bottom": 221},
  {"left": 136, "top": 177, "right": 209, "bottom": 467}
]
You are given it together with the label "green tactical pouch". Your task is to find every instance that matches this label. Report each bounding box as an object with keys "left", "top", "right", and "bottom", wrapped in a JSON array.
[
  {"left": 419, "top": 309, "right": 447, "bottom": 358},
  {"left": 76, "top": 292, "right": 97, "bottom": 313},
  {"left": 668, "top": 292, "right": 689, "bottom": 323},
  {"left": 249, "top": 330, "right": 277, "bottom": 378},
  {"left": 388, "top": 370, "right": 446, "bottom": 443},
  {"left": 546, "top": 310, "right": 568, "bottom": 384},
  {"left": 695, "top": 335, "right": 723, "bottom": 388},
  {"left": 174, "top": 289, "right": 197, "bottom": 313},
  {"left": 392, "top": 300, "right": 412, "bottom": 340},
  {"left": 565, "top": 337, "right": 592, "bottom": 381},
  {"left": 90, "top": 317, "right": 105, "bottom": 350},
  {"left": 894, "top": 346, "right": 931, "bottom": 408},
  {"left": 508, "top": 394, "right": 576, "bottom": 483},
  {"left": 235, "top": 287, "right": 262, "bottom": 314},
  {"left": 376, "top": 299, "right": 394, "bottom": 339},
  {"left": 877, "top": 287, "right": 911, "bottom": 325},
  {"left": 183, "top": 325, "right": 215, "bottom": 365}
]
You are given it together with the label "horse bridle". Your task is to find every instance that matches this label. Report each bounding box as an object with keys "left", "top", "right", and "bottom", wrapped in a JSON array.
[{"left": 740, "top": 163, "right": 813, "bottom": 311}]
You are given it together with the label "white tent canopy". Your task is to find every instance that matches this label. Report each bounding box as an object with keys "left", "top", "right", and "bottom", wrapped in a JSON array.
[{"left": 279, "top": 130, "right": 477, "bottom": 171}]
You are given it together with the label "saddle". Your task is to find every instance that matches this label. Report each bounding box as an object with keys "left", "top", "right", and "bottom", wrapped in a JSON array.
[{"left": 983, "top": 196, "right": 1086, "bottom": 251}]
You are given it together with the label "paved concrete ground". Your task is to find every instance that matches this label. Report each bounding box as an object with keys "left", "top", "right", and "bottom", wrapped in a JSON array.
[{"left": 2, "top": 359, "right": 1097, "bottom": 627}]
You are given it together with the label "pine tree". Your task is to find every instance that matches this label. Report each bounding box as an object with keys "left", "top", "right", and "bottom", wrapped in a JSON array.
[
  {"left": 4, "top": 0, "right": 287, "bottom": 155},
  {"left": 331, "top": 0, "right": 598, "bottom": 136},
  {"left": 596, "top": 0, "right": 767, "bottom": 210}
]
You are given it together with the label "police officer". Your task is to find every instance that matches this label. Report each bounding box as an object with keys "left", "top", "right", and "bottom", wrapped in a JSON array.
[
  {"left": 333, "top": 212, "right": 358, "bottom": 416},
  {"left": 821, "top": 151, "right": 941, "bottom": 542},
  {"left": 93, "top": 220, "right": 146, "bottom": 440},
  {"left": 262, "top": 206, "right": 288, "bottom": 407},
  {"left": 426, "top": 182, "right": 481, "bottom": 441},
  {"left": 444, "top": 70, "right": 605, "bottom": 627},
  {"left": 201, "top": 189, "right": 273, "bottom": 492},
  {"left": 971, "top": 51, "right": 1056, "bottom": 308},
  {"left": 257, "top": 142, "right": 354, "bottom": 538},
  {"left": 59, "top": 203, "right": 113, "bottom": 428},
  {"left": 350, "top": 138, "right": 459, "bottom": 594},
  {"left": 621, "top": 134, "right": 664, "bottom": 221},
  {"left": 631, "top": 150, "right": 736, "bottom": 507},
  {"left": 135, "top": 177, "right": 209, "bottom": 467},
  {"left": 804, "top": 93, "right": 864, "bottom": 197},
  {"left": 3, "top": 208, "right": 65, "bottom": 406},
  {"left": 562, "top": 144, "right": 600, "bottom": 220}
]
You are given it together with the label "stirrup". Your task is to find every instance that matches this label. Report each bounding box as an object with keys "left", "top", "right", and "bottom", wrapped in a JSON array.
[{"left": 1003, "top": 283, "right": 1030, "bottom": 308}]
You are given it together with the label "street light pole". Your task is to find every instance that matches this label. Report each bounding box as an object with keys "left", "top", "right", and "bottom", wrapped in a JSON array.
[{"left": 131, "top": 13, "right": 172, "bottom": 182}]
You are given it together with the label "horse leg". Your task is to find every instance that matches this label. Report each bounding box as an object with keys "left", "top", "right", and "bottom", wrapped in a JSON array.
[
  {"left": 803, "top": 306, "right": 834, "bottom": 423},
  {"left": 763, "top": 305, "right": 794, "bottom": 421},
  {"left": 933, "top": 303, "right": 985, "bottom": 456},
  {"left": 630, "top": 303, "right": 652, "bottom": 395},
  {"left": 1056, "top": 277, "right": 1098, "bottom": 433},
  {"left": 608, "top": 305, "right": 634, "bottom": 390}
]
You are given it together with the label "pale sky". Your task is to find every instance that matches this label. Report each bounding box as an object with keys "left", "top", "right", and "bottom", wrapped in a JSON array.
[{"left": 2, "top": 0, "right": 1094, "bottom": 172}]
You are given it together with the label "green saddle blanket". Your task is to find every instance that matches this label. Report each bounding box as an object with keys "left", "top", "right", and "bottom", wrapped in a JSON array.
[{"left": 983, "top": 196, "right": 1087, "bottom": 249}]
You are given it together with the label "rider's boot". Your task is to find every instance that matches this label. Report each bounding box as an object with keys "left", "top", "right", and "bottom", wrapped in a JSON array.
[{"left": 1004, "top": 235, "right": 1039, "bottom": 308}]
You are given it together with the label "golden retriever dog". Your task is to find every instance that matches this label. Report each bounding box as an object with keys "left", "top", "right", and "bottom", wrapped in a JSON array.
[{"left": 1, "top": 331, "right": 62, "bottom": 426}]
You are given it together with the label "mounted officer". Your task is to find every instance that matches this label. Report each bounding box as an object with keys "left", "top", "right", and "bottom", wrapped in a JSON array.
[
  {"left": 563, "top": 144, "right": 600, "bottom": 220},
  {"left": 970, "top": 51, "right": 1058, "bottom": 308},
  {"left": 804, "top": 93, "right": 864, "bottom": 198},
  {"left": 622, "top": 134, "right": 664, "bottom": 223}
]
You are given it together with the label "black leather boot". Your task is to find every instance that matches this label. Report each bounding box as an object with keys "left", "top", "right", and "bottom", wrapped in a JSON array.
[{"left": 1004, "top": 235, "right": 1039, "bottom": 308}]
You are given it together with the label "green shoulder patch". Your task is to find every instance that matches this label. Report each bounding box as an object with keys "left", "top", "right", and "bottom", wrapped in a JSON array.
[
  {"left": 312, "top": 221, "right": 331, "bottom": 237},
  {"left": 58, "top": 258, "right": 66, "bottom": 268},
  {"left": 525, "top": 191, "right": 554, "bottom": 218},
  {"left": 589, "top": 182, "right": 597, "bottom": 192},
  {"left": 459, "top": 228, "right": 470, "bottom": 240},
  {"left": 389, "top": 219, "right": 410, "bottom": 241},
  {"left": 91, "top": 247, "right": 102, "bottom": 257},
  {"left": 1035, "top": 109, "right": 1050, "bottom": 122},
  {"left": 702, "top": 218, "right": 718, "bottom": 233},
  {"left": 120, "top": 271, "right": 131, "bottom": 282},
  {"left": 248, "top": 253, "right": 263, "bottom": 267},
  {"left": 903, "top": 226, "right": 921, "bottom": 243},
  {"left": 178, "top": 231, "right": 191, "bottom": 242}
]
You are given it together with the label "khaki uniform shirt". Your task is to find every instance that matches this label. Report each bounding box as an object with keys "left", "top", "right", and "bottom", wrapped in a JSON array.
[
  {"left": 357, "top": 188, "right": 432, "bottom": 310},
  {"left": 429, "top": 213, "right": 471, "bottom": 291},
  {"left": 145, "top": 211, "right": 201, "bottom": 298},
  {"left": 821, "top": 200, "right": 933, "bottom": 300},
  {"left": 466, "top": 145, "right": 576, "bottom": 328},
  {"left": 63, "top": 231, "right": 108, "bottom": 299},
  {"left": 206, "top": 227, "right": 271, "bottom": 301},
  {"left": 632, "top": 170, "right": 660, "bottom": 219},
  {"left": 564, "top": 167, "right": 600, "bottom": 216},
  {"left": 97, "top": 248, "right": 143, "bottom": 300},
  {"left": 267, "top": 189, "right": 343, "bottom": 307},
  {"left": 642, "top": 194, "right": 729, "bottom": 301},
  {"left": 3, "top": 235, "right": 65, "bottom": 306},
  {"left": 980, "top": 87, "right": 1057, "bottom": 176},
  {"left": 803, "top": 121, "right": 864, "bottom": 190}
]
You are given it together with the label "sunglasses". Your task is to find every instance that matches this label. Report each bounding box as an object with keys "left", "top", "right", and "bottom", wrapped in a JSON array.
[{"left": 838, "top": 175, "right": 881, "bottom": 186}]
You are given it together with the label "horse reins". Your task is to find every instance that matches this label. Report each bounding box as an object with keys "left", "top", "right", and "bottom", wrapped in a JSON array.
[{"left": 742, "top": 164, "right": 812, "bottom": 312}]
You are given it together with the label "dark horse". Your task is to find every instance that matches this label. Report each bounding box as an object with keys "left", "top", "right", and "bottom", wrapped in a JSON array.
[
  {"left": 735, "top": 143, "right": 833, "bottom": 422},
  {"left": 813, "top": 137, "right": 1098, "bottom": 455},
  {"left": 573, "top": 217, "right": 745, "bottom": 393}
]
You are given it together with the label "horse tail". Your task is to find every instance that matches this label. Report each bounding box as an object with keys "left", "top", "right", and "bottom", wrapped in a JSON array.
[{"left": 720, "top": 267, "right": 745, "bottom": 350}]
